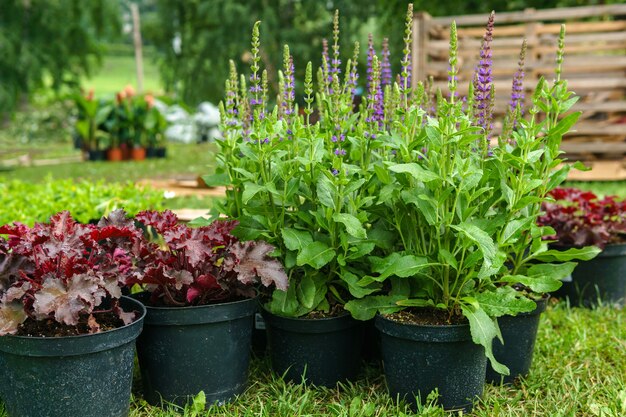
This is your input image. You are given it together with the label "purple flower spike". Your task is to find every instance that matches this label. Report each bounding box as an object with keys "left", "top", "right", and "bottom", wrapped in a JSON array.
[
  {"left": 509, "top": 40, "right": 527, "bottom": 120},
  {"left": 473, "top": 11, "right": 495, "bottom": 138},
  {"left": 381, "top": 38, "right": 392, "bottom": 89}
]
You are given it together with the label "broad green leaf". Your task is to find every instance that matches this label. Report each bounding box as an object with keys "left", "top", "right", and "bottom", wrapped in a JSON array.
[
  {"left": 528, "top": 262, "right": 577, "bottom": 281},
  {"left": 395, "top": 298, "right": 435, "bottom": 308},
  {"left": 452, "top": 222, "right": 500, "bottom": 278},
  {"left": 201, "top": 173, "right": 230, "bottom": 187},
  {"left": 401, "top": 191, "right": 438, "bottom": 225},
  {"left": 370, "top": 254, "right": 428, "bottom": 281},
  {"left": 501, "top": 218, "right": 534, "bottom": 245},
  {"left": 333, "top": 213, "right": 367, "bottom": 239},
  {"left": 297, "top": 275, "right": 317, "bottom": 309},
  {"left": 533, "top": 246, "right": 601, "bottom": 262},
  {"left": 232, "top": 216, "right": 266, "bottom": 240},
  {"left": 344, "top": 295, "right": 405, "bottom": 320},
  {"left": 346, "top": 242, "right": 375, "bottom": 260},
  {"left": 242, "top": 183, "right": 265, "bottom": 205},
  {"left": 548, "top": 112, "right": 581, "bottom": 138},
  {"left": 500, "top": 274, "right": 562, "bottom": 293},
  {"left": 374, "top": 164, "right": 392, "bottom": 185},
  {"left": 460, "top": 304, "right": 509, "bottom": 376},
  {"left": 317, "top": 175, "right": 336, "bottom": 209},
  {"left": 296, "top": 241, "right": 336, "bottom": 269},
  {"left": 341, "top": 271, "right": 381, "bottom": 298},
  {"left": 266, "top": 286, "right": 299, "bottom": 317},
  {"left": 344, "top": 179, "right": 366, "bottom": 196},
  {"left": 475, "top": 287, "right": 536, "bottom": 317},
  {"left": 281, "top": 228, "right": 313, "bottom": 251},
  {"left": 389, "top": 163, "right": 440, "bottom": 182}
]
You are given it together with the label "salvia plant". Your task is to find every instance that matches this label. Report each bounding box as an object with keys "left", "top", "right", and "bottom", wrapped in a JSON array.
[{"left": 207, "top": 5, "right": 600, "bottom": 373}]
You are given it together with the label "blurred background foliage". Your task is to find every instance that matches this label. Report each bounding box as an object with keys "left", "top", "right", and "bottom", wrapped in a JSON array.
[{"left": 0, "top": 0, "right": 621, "bottom": 116}]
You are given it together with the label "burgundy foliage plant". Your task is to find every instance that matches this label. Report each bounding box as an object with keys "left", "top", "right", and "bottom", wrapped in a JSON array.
[
  {"left": 128, "top": 210, "right": 288, "bottom": 307},
  {"left": 0, "top": 211, "right": 138, "bottom": 336},
  {"left": 538, "top": 187, "right": 626, "bottom": 249}
]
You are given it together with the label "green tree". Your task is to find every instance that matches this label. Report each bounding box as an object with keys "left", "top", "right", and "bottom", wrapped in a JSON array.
[
  {"left": 0, "top": 0, "right": 120, "bottom": 113},
  {"left": 148, "top": 0, "right": 377, "bottom": 106}
]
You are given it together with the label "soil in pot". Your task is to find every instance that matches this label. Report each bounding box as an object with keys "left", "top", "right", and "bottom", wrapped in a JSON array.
[
  {"left": 262, "top": 310, "right": 363, "bottom": 387},
  {"left": 486, "top": 296, "right": 548, "bottom": 384},
  {"left": 376, "top": 311, "right": 486, "bottom": 412},
  {"left": 133, "top": 293, "right": 257, "bottom": 407},
  {"left": 555, "top": 243, "right": 626, "bottom": 307},
  {"left": 0, "top": 296, "right": 145, "bottom": 417}
]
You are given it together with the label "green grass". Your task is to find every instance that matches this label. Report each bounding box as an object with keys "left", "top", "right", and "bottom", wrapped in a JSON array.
[
  {"left": 0, "top": 143, "right": 217, "bottom": 183},
  {"left": 4, "top": 301, "right": 617, "bottom": 416},
  {"left": 83, "top": 53, "right": 162, "bottom": 97},
  {"left": 125, "top": 302, "right": 625, "bottom": 416}
]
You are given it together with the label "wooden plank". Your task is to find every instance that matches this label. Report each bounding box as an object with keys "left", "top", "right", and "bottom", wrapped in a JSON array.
[
  {"left": 561, "top": 142, "right": 626, "bottom": 153},
  {"left": 431, "top": 4, "right": 626, "bottom": 26},
  {"left": 456, "top": 20, "right": 626, "bottom": 38}
]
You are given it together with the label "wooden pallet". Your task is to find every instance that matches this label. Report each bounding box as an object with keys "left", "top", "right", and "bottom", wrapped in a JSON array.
[{"left": 412, "top": 4, "right": 626, "bottom": 159}]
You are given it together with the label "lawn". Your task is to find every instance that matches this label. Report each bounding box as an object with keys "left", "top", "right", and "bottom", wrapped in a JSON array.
[{"left": 82, "top": 48, "right": 163, "bottom": 97}]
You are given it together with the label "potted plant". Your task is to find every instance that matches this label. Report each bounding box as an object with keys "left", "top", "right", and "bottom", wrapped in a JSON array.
[
  {"left": 73, "top": 90, "right": 109, "bottom": 161},
  {"left": 538, "top": 187, "right": 626, "bottom": 307},
  {"left": 205, "top": 14, "right": 379, "bottom": 386},
  {"left": 144, "top": 94, "right": 168, "bottom": 159},
  {"left": 343, "top": 10, "right": 593, "bottom": 410},
  {"left": 125, "top": 210, "right": 287, "bottom": 407},
  {"left": 0, "top": 210, "right": 145, "bottom": 417}
]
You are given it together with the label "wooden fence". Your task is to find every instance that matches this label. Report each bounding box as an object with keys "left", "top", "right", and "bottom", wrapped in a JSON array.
[{"left": 411, "top": 4, "right": 626, "bottom": 159}]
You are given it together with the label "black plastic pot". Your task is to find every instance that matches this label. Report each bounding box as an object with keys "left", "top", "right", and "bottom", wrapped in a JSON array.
[
  {"left": 555, "top": 243, "right": 626, "bottom": 307},
  {"left": 486, "top": 296, "right": 548, "bottom": 384},
  {"left": 133, "top": 294, "right": 257, "bottom": 407},
  {"left": 0, "top": 296, "right": 145, "bottom": 417},
  {"left": 376, "top": 315, "right": 486, "bottom": 412},
  {"left": 262, "top": 311, "right": 363, "bottom": 387},
  {"left": 145, "top": 146, "right": 157, "bottom": 158},
  {"left": 155, "top": 147, "right": 167, "bottom": 158},
  {"left": 87, "top": 149, "right": 106, "bottom": 161}
]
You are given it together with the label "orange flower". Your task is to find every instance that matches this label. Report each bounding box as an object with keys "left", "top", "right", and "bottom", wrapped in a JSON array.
[
  {"left": 145, "top": 93, "right": 154, "bottom": 109},
  {"left": 124, "top": 85, "right": 135, "bottom": 98}
]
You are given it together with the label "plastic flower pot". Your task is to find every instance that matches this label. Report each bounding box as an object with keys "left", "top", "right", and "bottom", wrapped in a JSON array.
[
  {"left": 133, "top": 293, "right": 257, "bottom": 407},
  {"left": 262, "top": 310, "right": 363, "bottom": 387},
  {"left": 131, "top": 146, "right": 146, "bottom": 161},
  {"left": 87, "top": 149, "right": 106, "bottom": 161},
  {"left": 155, "top": 147, "right": 167, "bottom": 158},
  {"left": 376, "top": 315, "right": 486, "bottom": 412},
  {"left": 107, "top": 147, "right": 123, "bottom": 162},
  {"left": 0, "top": 296, "right": 145, "bottom": 417},
  {"left": 146, "top": 146, "right": 157, "bottom": 158},
  {"left": 555, "top": 243, "right": 626, "bottom": 307},
  {"left": 486, "top": 296, "right": 548, "bottom": 384}
]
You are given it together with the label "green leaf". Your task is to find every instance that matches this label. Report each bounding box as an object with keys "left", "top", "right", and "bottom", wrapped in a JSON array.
[
  {"left": 201, "top": 172, "right": 230, "bottom": 187},
  {"left": 528, "top": 262, "right": 577, "bottom": 282},
  {"left": 401, "top": 191, "right": 438, "bottom": 225},
  {"left": 296, "top": 241, "right": 336, "bottom": 269},
  {"left": 460, "top": 304, "right": 509, "bottom": 376},
  {"left": 395, "top": 298, "right": 435, "bottom": 307},
  {"left": 333, "top": 213, "right": 367, "bottom": 239},
  {"left": 438, "top": 249, "right": 458, "bottom": 271},
  {"left": 500, "top": 274, "right": 562, "bottom": 293},
  {"left": 533, "top": 246, "right": 601, "bottom": 262},
  {"left": 370, "top": 253, "right": 428, "bottom": 281},
  {"left": 389, "top": 163, "right": 440, "bottom": 182},
  {"left": 451, "top": 222, "right": 498, "bottom": 277},
  {"left": 344, "top": 295, "right": 405, "bottom": 320},
  {"left": 548, "top": 112, "right": 581, "bottom": 138},
  {"left": 501, "top": 218, "right": 534, "bottom": 245},
  {"left": 475, "top": 287, "right": 536, "bottom": 317},
  {"left": 317, "top": 175, "right": 336, "bottom": 209},
  {"left": 232, "top": 216, "right": 266, "bottom": 240},
  {"left": 342, "top": 271, "right": 381, "bottom": 298},
  {"left": 281, "top": 228, "right": 313, "bottom": 251},
  {"left": 297, "top": 275, "right": 317, "bottom": 309},
  {"left": 267, "top": 286, "right": 299, "bottom": 317},
  {"left": 242, "top": 183, "right": 265, "bottom": 204},
  {"left": 374, "top": 164, "right": 392, "bottom": 184}
]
